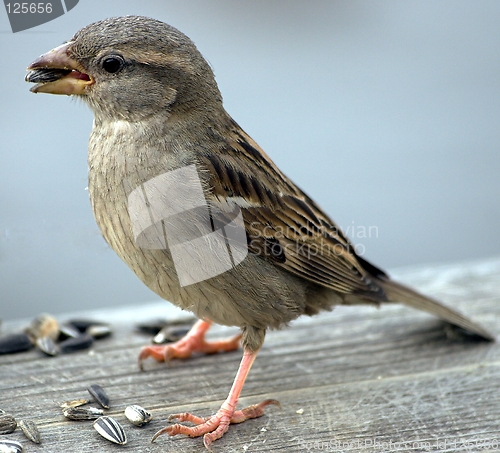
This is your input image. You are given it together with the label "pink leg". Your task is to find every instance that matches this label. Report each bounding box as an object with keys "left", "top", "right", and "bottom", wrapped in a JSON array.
[
  {"left": 138, "top": 320, "right": 241, "bottom": 370},
  {"left": 151, "top": 349, "right": 280, "bottom": 449}
]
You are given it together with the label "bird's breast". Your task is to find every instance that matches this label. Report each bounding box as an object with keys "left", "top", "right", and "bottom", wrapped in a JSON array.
[{"left": 87, "top": 119, "right": 189, "bottom": 305}]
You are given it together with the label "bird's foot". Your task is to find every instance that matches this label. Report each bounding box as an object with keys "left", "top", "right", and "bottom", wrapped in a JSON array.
[
  {"left": 151, "top": 399, "right": 280, "bottom": 449},
  {"left": 138, "top": 320, "right": 241, "bottom": 370}
]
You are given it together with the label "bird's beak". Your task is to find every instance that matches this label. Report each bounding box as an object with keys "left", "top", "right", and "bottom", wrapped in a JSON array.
[{"left": 26, "top": 42, "right": 93, "bottom": 95}]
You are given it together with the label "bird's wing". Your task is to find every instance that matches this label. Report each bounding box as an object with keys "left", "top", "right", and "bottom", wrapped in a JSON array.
[{"left": 199, "top": 119, "right": 386, "bottom": 299}]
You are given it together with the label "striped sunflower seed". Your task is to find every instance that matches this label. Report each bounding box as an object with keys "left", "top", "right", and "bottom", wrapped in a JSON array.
[
  {"left": 0, "top": 439, "right": 24, "bottom": 453},
  {"left": 0, "top": 414, "right": 17, "bottom": 435},
  {"left": 19, "top": 420, "right": 41, "bottom": 444},
  {"left": 124, "top": 405, "right": 152, "bottom": 426},
  {"left": 93, "top": 416, "right": 127, "bottom": 445}
]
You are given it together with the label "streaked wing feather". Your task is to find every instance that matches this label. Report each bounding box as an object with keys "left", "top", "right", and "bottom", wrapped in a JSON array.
[{"left": 199, "top": 120, "right": 384, "bottom": 299}]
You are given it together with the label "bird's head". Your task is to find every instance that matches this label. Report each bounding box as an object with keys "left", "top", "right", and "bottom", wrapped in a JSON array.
[{"left": 26, "top": 16, "right": 222, "bottom": 122}]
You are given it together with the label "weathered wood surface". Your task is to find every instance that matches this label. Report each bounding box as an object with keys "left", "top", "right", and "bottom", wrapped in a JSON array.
[{"left": 1, "top": 258, "right": 499, "bottom": 453}]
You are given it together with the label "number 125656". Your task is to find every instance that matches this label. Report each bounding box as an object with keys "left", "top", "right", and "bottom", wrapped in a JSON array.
[{"left": 5, "top": 3, "right": 53, "bottom": 13}]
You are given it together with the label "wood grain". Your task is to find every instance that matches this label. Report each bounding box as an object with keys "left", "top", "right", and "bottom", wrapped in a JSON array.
[{"left": 1, "top": 258, "right": 499, "bottom": 452}]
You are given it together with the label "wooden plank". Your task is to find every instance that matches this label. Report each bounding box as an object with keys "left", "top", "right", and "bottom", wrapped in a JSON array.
[{"left": 1, "top": 258, "right": 499, "bottom": 452}]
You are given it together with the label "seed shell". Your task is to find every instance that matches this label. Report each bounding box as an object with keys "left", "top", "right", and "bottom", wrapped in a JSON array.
[
  {"left": 0, "top": 439, "right": 24, "bottom": 453},
  {"left": 58, "top": 324, "right": 82, "bottom": 340},
  {"left": 93, "top": 416, "right": 127, "bottom": 445},
  {"left": 0, "top": 414, "right": 17, "bottom": 435},
  {"left": 59, "top": 334, "right": 94, "bottom": 354},
  {"left": 136, "top": 317, "right": 195, "bottom": 336},
  {"left": 86, "top": 325, "right": 112, "bottom": 339},
  {"left": 59, "top": 399, "right": 90, "bottom": 410},
  {"left": 35, "top": 336, "right": 59, "bottom": 357},
  {"left": 153, "top": 326, "right": 190, "bottom": 344},
  {"left": 124, "top": 405, "right": 153, "bottom": 426},
  {"left": 87, "top": 384, "right": 110, "bottom": 409},
  {"left": 25, "top": 314, "right": 59, "bottom": 342},
  {"left": 63, "top": 406, "right": 103, "bottom": 421},
  {"left": 19, "top": 420, "right": 41, "bottom": 444},
  {"left": 0, "top": 334, "right": 33, "bottom": 355}
]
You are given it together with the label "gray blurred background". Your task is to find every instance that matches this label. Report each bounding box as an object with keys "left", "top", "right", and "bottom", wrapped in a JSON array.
[{"left": 1, "top": 1, "right": 499, "bottom": 321}]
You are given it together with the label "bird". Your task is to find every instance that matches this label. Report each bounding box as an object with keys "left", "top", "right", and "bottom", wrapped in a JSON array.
[{"left": 26, "top": 15, "right": 494, "bottom": 449}]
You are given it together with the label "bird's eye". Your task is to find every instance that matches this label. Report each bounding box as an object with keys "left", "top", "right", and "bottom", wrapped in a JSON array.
[{"left": 101, "top": 56, "right": 124, "bottom": 74}]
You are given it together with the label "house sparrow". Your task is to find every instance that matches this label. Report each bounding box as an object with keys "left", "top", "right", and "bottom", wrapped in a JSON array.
[{"left": 26, "top": 16, "right": 493, "bottom": 449}]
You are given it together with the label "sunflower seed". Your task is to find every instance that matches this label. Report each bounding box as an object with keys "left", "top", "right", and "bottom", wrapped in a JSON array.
[
  {"left": 63, "top": 406, "right": 103, "bottom": 420},
  {"left": 124, "top": 405, "right": 153, "bottom": 426},
  {"left": 135, "top": 319, "right": 168, "bottom": 335},
  {"left": 136, "top": 317, "right": 195, "bottom": 336},
  {"left": 59, "top": 334, "right": 94, "bottom": 354},
  {"left": 0, "top": 333, "right": 33, "bottom": 355},
  {"left": 67, "top": 319, "right": 101, "bottom": 333},
  {"left": 58, "top": 324, "right": 82, "bottom": 340},
  {"left": 25, "top": 68, "right": 71, "bottom": 83},
  {"left": 35, "top": 336, "right": 59, "bottom": 357},
  {"left": 25, "top": 314, "right": 59, "bottom": 342},
  {"left": 153, "top": 326, "right": 191, "bottom": 344},
  {"left": 0, "top": 439, "right": 24, "bottom": 453},
  {"left": 59, "top": 399, "right": 90, "bottom": 410},
  {"left": 87, "top": 384, "right": 110, "bottom": 409},
  {"left": 86, "top": 325, "right": 111, "bottom": 339},
  {"left": 19, "top": 420, "right": 41, "bottom": 444},
  {"left": 0, "top": 414, "right": 17, "bottom": 435},
  {"left": 93, "top": 416, "right": 127, "bottom": 445}
]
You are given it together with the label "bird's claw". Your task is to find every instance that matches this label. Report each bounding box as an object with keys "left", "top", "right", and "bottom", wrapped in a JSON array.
[
  {"left": 151, "top": 399, "right": 280, "bottom": 449},
  {"left": 138, "top": 320, "right": 241, "bottom": 370}
]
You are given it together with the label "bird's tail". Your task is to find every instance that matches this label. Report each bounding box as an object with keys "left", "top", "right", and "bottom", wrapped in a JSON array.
[{"left": 378, "top": 278, "right": 494, "bottom": 341}]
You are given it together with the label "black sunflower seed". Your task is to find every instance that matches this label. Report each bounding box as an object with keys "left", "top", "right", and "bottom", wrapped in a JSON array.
[
  {"left": 67, "top": 319, "right": 102, "bottom": 333},
  {"left": 135, "top": 319, "right": 169, "bottom": 335},
  {"left": 59, "top": 334, "right": 94, "bottom": 354},
  {"left": 87, "top": 384, "right": 110, "bottom": 409},
  {"left": 0, "top": 333, "right": 33, "bottom": 355}
]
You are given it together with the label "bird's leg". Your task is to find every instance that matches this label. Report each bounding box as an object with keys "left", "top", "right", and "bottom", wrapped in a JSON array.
[
  {"left": 151, "top": 348, "right": 280, "bottom": 449},
  {"left": 138, "top": 319, "right": 241, "bottom": 370}
]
